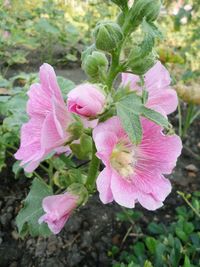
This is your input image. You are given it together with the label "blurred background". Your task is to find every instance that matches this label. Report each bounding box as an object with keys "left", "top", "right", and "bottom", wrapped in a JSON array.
[{"left": 0, "top": 1, "right": 200, "bottom": 267}]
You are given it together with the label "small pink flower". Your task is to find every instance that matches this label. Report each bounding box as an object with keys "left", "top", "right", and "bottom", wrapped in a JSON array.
[
  {"left": 121, "top": 61, "right": 178, "bottom": 115},
  {"left": 67, "top": 83, "right": 106, "bottom": 117},
  {"left": 15, "top": 63, "right": 72, "bottom": 172},
  {"left": 93, "top": 116, "right": 182, "bottom": 210},
  {"left": 39, "top": 192, "right": 78, "bottom": 234}
]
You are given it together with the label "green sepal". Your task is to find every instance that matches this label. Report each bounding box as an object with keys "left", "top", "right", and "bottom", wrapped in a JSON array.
[{"left": 70, "top": 133, "right": 92, "bottom": 160}]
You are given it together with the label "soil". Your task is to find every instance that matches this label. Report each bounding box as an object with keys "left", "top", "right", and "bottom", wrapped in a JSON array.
[{"left": 0, "top": 67, "right": 200, "bottom": 267}]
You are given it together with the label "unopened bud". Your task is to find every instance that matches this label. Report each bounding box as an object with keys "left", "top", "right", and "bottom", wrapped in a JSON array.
[
  {"left": 68, "top": 120, "right": 83, "bottom": 140},
  {"left": 111, "top": 0, "right": 128, "bottom": 10},
  {"left": 93, "top": 21, "right": 124, "bottom": 52},
  {"left": 82, "top": 51, "right": 108, "bottom": 81},
  {"left": 128, "top": 46, "right": 156, "bottom": 75},
  {"left": 129, "top": 0, "right": 161, "bottom": 26},
  {"left": 70, "top": 134, "right": 92, "bottom": 160}
]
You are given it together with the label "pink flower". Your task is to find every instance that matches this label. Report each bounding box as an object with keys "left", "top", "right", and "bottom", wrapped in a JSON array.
[
  {"left": 15, "top": 63, "right": 72, "bottom": 172},
  {"left": 39, "top": 192, "right": 78, "bottom": 234},
  {"left": 93, "top": 116, "right": 182, "bottom": 210},
  {"left": 121, "top": 61, "right": 178, "bottom": 115},
  {"left": 67, "top": 83, "right": 106, "bottom": 117}
]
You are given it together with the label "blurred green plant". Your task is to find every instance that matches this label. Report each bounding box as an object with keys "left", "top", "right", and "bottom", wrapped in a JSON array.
[
  {"left": 110, "top": 191, "right": 200, "bottom": 267},
  {"left": 0, "top": 0, "right": 118, "bottom": 71}
]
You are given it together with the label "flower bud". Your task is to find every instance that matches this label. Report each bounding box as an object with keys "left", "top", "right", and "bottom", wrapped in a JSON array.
[
  {"left": 129, "top": 0, "right": 161, "bottom": 26},
  {"left": 67, "top": 120, "right": 83, "bottom": 140},
  {"left": 127, "top": 47, "right": 156, "bottom": 75},
  {"left": 111, "top": 0, "right": 128, "bottom": 10},
  {"left": 39, "top": 192, "right": 78, "bottom": 234},
  {"left": 82, "top": 51, "right": 108, "bottom": 81},
  {"left": 67, "top": 83, "right": 106, "bottom": 118},
  {"left": 70, "top": 134, "right": 92, "bottom": 160},
  {"left": 93, "top": 21, "right": 124, "bottom": 52}
]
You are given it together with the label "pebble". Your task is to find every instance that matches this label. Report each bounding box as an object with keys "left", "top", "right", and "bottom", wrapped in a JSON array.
[
  {"left": 185, "top": 164, "right": 199, "bottom": 173},
  {"left": 11, "top": 230, "right": 19, "bottom": 240}
]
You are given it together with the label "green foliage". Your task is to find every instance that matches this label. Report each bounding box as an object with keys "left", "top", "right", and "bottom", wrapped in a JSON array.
[
  {"left": 0, "top": 0, "right": 117, "bottom": 67},
  {"left": 111, "top": 192, "right": 200, "bottom": 267},
  {"left": 16, "top": 178, "right": 53, "bottom": 237},
  {"left": 116, "top": 92, "right": 169, "bottom": 144}
]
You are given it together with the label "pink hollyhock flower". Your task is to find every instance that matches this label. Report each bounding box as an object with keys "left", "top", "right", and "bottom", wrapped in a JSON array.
[
  {"left": 67, "top": 83, "right": 106, "bottom": 117},
  {"left": 15, "top": 63, "right": 72, "bottom": 172},
  {"left": 121, "top": 61, "right": 178, "bottom": 115},
  {"left": 93, "top": 116, "right": 182, "bottom": 210},
  {"left": 39, "top": 192, "right": 78, "bottom": 234}
]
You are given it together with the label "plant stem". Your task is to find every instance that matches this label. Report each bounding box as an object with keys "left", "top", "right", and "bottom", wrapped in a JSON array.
[
  {"left": 106, "top": 51, "right": 121, "bottom": 91},
  {"left": 182, "top": 103, "right": 194, "bottom": 137},
  {"left": 178, "top": 99, "right": 182, "bottom": 137},
  {"left": 47, "top": 160, "right": 54, "bottom": 187},
  {"left": 86, "top": 142, "right": 100, "bottom": 192},
  {"left": 177, "top": 191, "right": 200, "bottom": 218}
]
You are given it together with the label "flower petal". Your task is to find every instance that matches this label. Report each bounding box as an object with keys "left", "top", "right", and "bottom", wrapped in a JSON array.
[
  {"left": 96, "top": 167, "right": 113, "bottom": 204},
  {"left": 111, "top": 170, "right": 137, "bottom": 208}
]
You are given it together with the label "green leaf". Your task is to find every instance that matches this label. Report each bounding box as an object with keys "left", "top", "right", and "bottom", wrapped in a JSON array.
[
  {"left": 169, "top": 238, "right": 182, "bottom": 267},
  {"left": 141, "top": 107, "right": 169, "bottom": 129},
  {"left": 16, "top": 178, "right": 53, "bottom": 237},
  {"left": 116, "top": 93, "right": 143, "bottom": 144},
  {"left": 144, "top": 260, "right": 153, "bottom": 267},
  {"left": 117, "top": 106, "right": 142, "bottom": 144},
  {"left": 183, "top": 255, "right": 191, "bottom": 267},
  {"left": 145, "top": 237, "right": 157, "bottom": 254},
  {"left": 140, "top": 20, "right": 162, "bottom": 57},
  {"left": 116, "top": 93, "right": 169, "bottom": 144},
  {"left": 57, "top": 76, "right": 75, "bottom": 98},
  {"left": 148, "top": 222, "right": 166, "bottom": 235},
  {"left": 175, "top": 228, "right": 188, "bottom": 242}
]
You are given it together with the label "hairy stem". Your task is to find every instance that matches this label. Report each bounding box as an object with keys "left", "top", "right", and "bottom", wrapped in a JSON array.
[{"left": 86, "top": 142, "right": 100, "bottom": 192}]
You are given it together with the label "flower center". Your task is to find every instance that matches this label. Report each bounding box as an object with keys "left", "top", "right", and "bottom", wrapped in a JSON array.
[{"left": 110, "top": 143, "right": 136, "bottom": 179}]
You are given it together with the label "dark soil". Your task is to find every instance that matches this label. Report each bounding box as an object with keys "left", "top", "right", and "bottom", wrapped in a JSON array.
[{"left": 0, "top": 68, "right": 200, "bottom": 267}]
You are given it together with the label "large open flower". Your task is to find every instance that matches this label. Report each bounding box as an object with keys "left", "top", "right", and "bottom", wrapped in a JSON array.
[
  {"left": 121, "top": 61, "right": 178, "bottom": 115},
  {"left": 15, "top": 63, "right": 72, "bottom": 172},
  {"left": 93, "top": 116, "right": 182, "bottom": 210}
]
